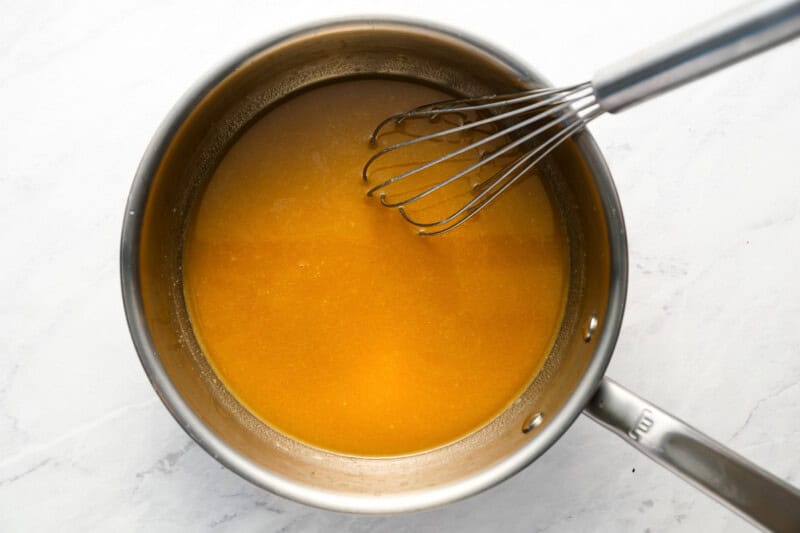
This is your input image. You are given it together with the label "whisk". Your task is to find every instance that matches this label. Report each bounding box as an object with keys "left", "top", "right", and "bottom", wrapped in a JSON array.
[{"left": 363, "top": 0, "right": 800, "bottom": 235}]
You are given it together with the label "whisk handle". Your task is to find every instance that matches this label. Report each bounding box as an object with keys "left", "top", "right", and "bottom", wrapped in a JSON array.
[{"left": 592, "top": 0, "right": 800, "bottom": 113}]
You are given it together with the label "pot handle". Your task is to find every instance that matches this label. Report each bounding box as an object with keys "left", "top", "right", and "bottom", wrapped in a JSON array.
[{"left": 584, "top": 377, "right": 800, "bottom": 531}]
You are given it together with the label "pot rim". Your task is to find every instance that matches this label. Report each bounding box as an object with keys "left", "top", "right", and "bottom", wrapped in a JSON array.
[{"left": 119, "top": 17, "right": 629, "bottom": 514}]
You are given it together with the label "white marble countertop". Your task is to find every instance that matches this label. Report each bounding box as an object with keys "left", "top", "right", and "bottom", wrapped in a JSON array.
[{"left": 2, "top": 0, "right": 799, "bottom": 531}]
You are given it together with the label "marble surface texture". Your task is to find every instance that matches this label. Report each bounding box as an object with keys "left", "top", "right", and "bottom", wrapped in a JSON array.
[{"left": 2, "top": 0, "right": 799, "bottom": 531}]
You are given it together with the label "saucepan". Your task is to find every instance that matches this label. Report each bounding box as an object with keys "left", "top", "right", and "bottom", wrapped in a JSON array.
[{"left": 120, "top": 19, "right": 800, "bottom": 529}]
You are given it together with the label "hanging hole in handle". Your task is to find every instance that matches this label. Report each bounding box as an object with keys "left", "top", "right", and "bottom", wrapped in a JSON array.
[{"left": 522, "top": 412, "right": 545, "bottom": 434}]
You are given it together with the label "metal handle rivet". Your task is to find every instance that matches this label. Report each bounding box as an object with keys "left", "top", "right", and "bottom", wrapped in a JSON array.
[
  {"left": 522, "top": 412, "right": 545, "bottom": 434},
  {"left": 584, "top": 314, "right": 598, "bottom": 342}
]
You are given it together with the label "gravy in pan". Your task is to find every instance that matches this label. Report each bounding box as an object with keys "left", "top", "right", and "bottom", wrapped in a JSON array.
[{"left": 183, "top": 79, "right": 569, "bottom": 456}]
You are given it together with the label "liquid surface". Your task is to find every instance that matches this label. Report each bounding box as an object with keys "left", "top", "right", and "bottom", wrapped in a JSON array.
[{"left": 183, "top": 79, "right": 569, "bottom": 456}]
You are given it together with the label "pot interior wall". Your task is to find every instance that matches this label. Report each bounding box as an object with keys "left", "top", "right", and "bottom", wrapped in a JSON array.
[{"left": 136, "top": 23, "right": 612, "bottom": 498}]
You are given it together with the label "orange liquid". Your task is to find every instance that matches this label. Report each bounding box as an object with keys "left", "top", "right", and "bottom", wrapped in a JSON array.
[{"left": 183, "top": 79, "right": 569, "bottom": 456}]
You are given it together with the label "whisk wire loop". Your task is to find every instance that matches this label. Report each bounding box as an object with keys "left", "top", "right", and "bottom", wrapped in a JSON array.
[
  {"left": 408, "top": 106, "right": 603, "bottom": 236},
  {"left": 375, "top": 95, "right": 594, "bottom": 208},
  {"left": 363, "top": 83, "right": 592, "bottom": 194},
  {"left": 362, "top": 82, "right": 600, "bottom": 234}
]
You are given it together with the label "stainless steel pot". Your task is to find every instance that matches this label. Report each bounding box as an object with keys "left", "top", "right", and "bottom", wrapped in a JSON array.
[{"left": 120, "top": 19, "right": 800, "bottom": 530}]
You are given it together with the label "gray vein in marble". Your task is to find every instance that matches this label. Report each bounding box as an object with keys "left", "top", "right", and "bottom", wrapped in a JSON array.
[
  {"left": 730, "top": 381, "right": 800, "bottom": 442},
  {"left": 0, "top": 398, "right": 157, "bottom": 470},
  {"left": 135, "top": 440, "right": 195, "bottom": 482},
  {"left": 208, "top": 513, "right": 237, "bottom": 528},
  {"left": 0, "top": 458, "right": 50, "bottom": 488}
]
